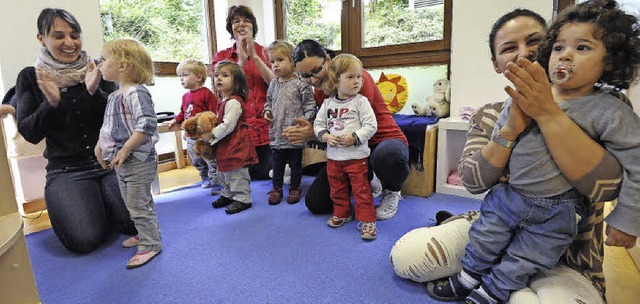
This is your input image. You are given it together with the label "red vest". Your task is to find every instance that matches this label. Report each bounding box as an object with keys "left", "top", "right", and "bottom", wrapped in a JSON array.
[{"left": 215, "top": 95, "right": 258, "bottom": 172}]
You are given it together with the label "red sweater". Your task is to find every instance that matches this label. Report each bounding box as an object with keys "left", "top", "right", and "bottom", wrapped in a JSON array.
[
  {"left": 314, "top": 70, "right": 407, "bottom": 147},
  {"left": 174, "top": 87, "right": 216, "bottom": 123}
]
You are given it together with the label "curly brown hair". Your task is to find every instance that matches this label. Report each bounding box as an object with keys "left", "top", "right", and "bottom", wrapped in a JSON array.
[{"left": 537, "top": 0, "right": 640, "bottom": 89}]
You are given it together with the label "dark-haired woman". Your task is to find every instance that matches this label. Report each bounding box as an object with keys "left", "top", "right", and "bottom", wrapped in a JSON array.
[
  {"left": 15, "top": 8, "right": 136, "bottom": 253},
  {"left": 284, "top": 39, "right": 409, "bottom": 220},
  {"left": 211, "top": 5, "right": 274, "bottom": 181}
]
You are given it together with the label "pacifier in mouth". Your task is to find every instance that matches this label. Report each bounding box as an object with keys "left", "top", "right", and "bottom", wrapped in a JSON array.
[{"left": 550, "top": 63, "right": 573, "bottom": 84}]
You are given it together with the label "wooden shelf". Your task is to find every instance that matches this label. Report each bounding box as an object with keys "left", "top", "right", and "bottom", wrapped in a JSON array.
[{"left": 0, "top": 212, "right": 22, "bottom": 257}]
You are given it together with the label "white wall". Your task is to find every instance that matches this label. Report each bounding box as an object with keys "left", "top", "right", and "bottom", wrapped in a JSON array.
[
  {"left": 0, "top": 0, "right": 104, "bottom": 93},
  {"left": 449, "top": 0, "right": 552, "bottom": 117}
]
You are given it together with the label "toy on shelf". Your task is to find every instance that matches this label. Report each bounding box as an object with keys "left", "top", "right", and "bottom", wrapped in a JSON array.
[
  {"left": 412, "top": 78, "right": 450, "bottom": 118},
  {"left": 376, "top": 72, "right": 408, "bottom": 114}
]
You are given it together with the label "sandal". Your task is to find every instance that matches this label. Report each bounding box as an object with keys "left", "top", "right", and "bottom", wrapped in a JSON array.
[{"left": 126, "top": 250, "right": 161, "bottom": 269}]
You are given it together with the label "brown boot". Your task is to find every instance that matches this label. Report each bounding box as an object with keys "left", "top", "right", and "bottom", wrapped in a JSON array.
[
  {"left": 287, "top": 187, "right": 301, "bottom": 204},
  {"left": 268, "top": 188, "right": 283, "bottom": 205}
]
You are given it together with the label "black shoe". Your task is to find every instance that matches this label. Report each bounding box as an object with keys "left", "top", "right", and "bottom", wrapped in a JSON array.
[
  {"left": 212, "top": 196, "right": 233, "bottom": 208},
  {"left": 436, "top": 210, "right": 454, "bottom": 225},
  {"left": 426, "top": 275, "right": 471, "bottom": 302},
  {"left": 225, "top": 200, "right": 252, "bottom": 214}
]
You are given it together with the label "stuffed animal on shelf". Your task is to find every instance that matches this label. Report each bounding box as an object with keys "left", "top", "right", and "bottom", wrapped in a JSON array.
[
  {"left": 376, "top": 72, "right": 408, "bottom": 114},
  {"left": 181, "top": 111, "right": 219, "bottom": 160},
  {"left": 412, "top": 78, "right": 451, "bottom": 118}
]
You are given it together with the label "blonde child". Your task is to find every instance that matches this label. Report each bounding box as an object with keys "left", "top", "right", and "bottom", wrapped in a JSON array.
[
  {"left": 263, "top": 40, "right": 316, "bottom": 205},
  {"left": 313, "top": 54, "right": 377, "bottom": 240},
  {"left": 427, "top": 1, "right": 640, "bottom": 302},
  {"left": 201, "top": 60, "right": 258, "bottom": 215},
  {"left": 167, "top": 59, "right": 221, "bottom": 194},
  {"left": 95, "top": 38, "right": 162, "bottom": 269}
]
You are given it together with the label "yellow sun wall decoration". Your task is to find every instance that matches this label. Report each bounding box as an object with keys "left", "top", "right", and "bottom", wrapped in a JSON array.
[{"left": 376, "top": 72, "right": 408, "bottom": 114}]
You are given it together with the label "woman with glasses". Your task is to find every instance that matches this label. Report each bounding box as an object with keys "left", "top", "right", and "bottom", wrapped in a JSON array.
[
  {"left": 211, "top": 5, "right": 275, "bottom": 181},
  {"left": 285, "top": 39, "right": 410, "bottom": 221}
]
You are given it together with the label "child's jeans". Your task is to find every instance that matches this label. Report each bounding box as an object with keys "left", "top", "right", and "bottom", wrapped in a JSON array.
[
  {"left": 271, "top": 148, "right": 303, "bottom": 189},
  {"left": 461, "top": 183, "right": 581, "bottom": 301},
  {"left": 116, "top": 156, "right": 162, "bottom": 252},
  {"left": 186, "top": 137, "right": 218, "bottom": 184}
]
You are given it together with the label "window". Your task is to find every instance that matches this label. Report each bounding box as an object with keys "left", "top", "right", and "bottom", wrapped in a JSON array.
[
  {"left": 275, "top": 0, "right": 451, "bottom": 69},
  {"left": 99, "top": 0, "right": 215, "bottom": 76}
]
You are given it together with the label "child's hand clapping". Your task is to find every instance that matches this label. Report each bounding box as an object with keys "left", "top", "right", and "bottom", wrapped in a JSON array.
[
  {"left": 264, "top": 110, "right": 273, "bottom": 124},
  {"left": 322, "top": 133, "right": 340, "bottom": 147}
]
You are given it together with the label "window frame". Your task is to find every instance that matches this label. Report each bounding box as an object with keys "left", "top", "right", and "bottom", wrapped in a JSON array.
[{"left": 274, "top": 0, "right": 452, "bottom": 69}]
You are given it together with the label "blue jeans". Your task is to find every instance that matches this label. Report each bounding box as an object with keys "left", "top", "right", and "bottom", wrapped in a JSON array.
[
  {"left": 304, "top": 138, "right": 409, "bottom": 214},
  {"left": 271, "top": 148, "right": 303, "bottom": 189},
  {"left": 45, "top": 161, "right": 137, "bottom": 253},
  {"left": 461, "top": 183, "right": 581, "bottom": 301},
  {"left": 115, "top": 157, "right": 162, "bottom": 252},
  {"left": 186, "top": 137, "right": 217, "bottom": 183}
]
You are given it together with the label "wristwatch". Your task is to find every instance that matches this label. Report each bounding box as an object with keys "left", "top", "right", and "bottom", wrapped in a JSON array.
[{"left": 491, "top": 128, "right": 518, "bottom": 148}]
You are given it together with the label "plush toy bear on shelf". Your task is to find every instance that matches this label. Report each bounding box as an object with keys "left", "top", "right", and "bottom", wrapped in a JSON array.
[
  {"left": 412, "top": 78, "right": 451, "bottom": 118},
  {"left": 181, "top": 111, "right": 218, "bottom": 160}
]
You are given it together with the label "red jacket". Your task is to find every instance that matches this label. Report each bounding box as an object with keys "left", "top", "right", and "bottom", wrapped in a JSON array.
[{"left": 215, "top": 95, "right": 258, "bottom": 172}]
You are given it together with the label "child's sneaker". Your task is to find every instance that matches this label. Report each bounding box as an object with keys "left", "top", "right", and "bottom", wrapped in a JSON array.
[
  {"left": 200, "top": 180, "right": 212, "bottom": 188},
  {"left": 126, "top": 250, "right": 161, "bottom": 269},
  {"left": 268, "top": 188, "right": 283, "bottom": 205},
  {"left": 327, "top": 215, "right": 352, "bottom": 228},
  {"left": 358, "top": 221, "right": 377, "bottom": 240},
  {"left": 121, "top": 235, "right": 140, "bottom": 248}
]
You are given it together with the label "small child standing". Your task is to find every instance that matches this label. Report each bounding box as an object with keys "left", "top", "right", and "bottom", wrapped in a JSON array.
[
  {"left": 427, "top": 1, "right": 640, "bottom": 302},
  {"left": 263, "top": 40, "right": 316, "bottom": 205},
  {"left": 201, "top": 60, "right": 258, "bottom": 215},
  {"left": 167, "top": 59, "right": 220, "bottom": 194},
  {"left": 95, "top": 38, "right": 162, "bottom": 268},
  {"left": 313, "top": 54, "right": 378, "bottom": 240}
]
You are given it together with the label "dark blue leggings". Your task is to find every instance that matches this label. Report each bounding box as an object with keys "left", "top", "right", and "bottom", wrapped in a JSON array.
[{"left": 304, "top": 138, "right": 409, "bottom": 214}]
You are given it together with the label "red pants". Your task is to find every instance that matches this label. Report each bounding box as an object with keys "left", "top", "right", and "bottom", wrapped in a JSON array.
[{"left": 327, "top": 158, "right": 376, "bottom": 222}]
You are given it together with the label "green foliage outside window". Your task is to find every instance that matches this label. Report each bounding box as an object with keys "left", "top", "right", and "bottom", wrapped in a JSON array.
[
  {"left": 285, "top": 0, "right": 341, "bottom": 49},
  {"left": 363, "top": 0, "right": 444, "bottom": 48},
  {"left": 100, "top": 0, "right": 207, "bottom": 62}
]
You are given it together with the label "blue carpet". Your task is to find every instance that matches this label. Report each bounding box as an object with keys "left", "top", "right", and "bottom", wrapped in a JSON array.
[{"left": 26, "top": 176, "right": 481, "bottom": 304}]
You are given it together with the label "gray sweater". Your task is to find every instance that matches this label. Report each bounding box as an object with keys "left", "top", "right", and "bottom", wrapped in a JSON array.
[
  {"left": 496, "top": 91, "right": 640, "bottom": 236},
  {"left": 263, "top": 77, "right": 316, "bottom": 149}
]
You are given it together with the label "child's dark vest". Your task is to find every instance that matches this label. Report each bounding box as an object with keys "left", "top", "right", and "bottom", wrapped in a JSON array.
[{"left": 216, "top": 95, "right": 258, "bottom": 172}]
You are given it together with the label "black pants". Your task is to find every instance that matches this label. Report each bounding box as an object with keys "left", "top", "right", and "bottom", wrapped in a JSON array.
[
  {"left": 249, "top": 144, "right": 273, "bottom": 180},
  {"left": 272, "top": 148, "right": 303, "bottom": 189}
]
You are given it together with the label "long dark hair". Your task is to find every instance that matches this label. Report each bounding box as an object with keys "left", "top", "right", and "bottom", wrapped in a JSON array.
[
  {"left": 293, "top": 39, "right": 336, "bottom": 65},
  {"left": 215, "top": 60, "right": 249, "bottom": 101},
  {"left": 37, "top": 8, "right": 81, "bottom": 36},
  {"left": 538, "top": 0, "right": 640, "bottom": 89},
  {"left": 488, "top": 9, "right": 546, "bottom": 60}
]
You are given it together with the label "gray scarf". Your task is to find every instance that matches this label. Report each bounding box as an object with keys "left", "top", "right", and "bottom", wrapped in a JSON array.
[{"left": 34, "top": 47, "right": 89, "bottom": 89}]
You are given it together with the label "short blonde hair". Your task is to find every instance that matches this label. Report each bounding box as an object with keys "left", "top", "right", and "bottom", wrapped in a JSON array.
[
  {"left": 324, "top": 53, "right": 362, "bottom": 96},
  {"left": 177, "top": 59, "right": 208, "bottom": 86},
  {"left": 267, "top": 40, "right": 294, "bottom": 62},
  {"left": 103, "top": 38, "right": 154, "bottom": 85}
]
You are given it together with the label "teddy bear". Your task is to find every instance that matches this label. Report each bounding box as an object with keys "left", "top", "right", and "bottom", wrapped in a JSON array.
[
  {"left": 412, "top": 78, "right": 451, "bottom": 118},
  {"left": 181, "top": 111, "right": 219, "bottom": 160}
]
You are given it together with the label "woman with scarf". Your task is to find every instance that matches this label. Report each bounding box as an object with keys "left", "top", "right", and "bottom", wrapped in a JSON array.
[{"left": 15, "top": 8, "right": 136, "bottom": 254}]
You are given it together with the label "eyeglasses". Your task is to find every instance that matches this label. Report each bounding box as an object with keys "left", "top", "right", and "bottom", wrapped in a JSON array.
[
  {"left": 232, "top": 18, "right": 251, "bottom": 25},
  {"left": 298, "top": 58, "right": 326, "bottom": 80}
]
